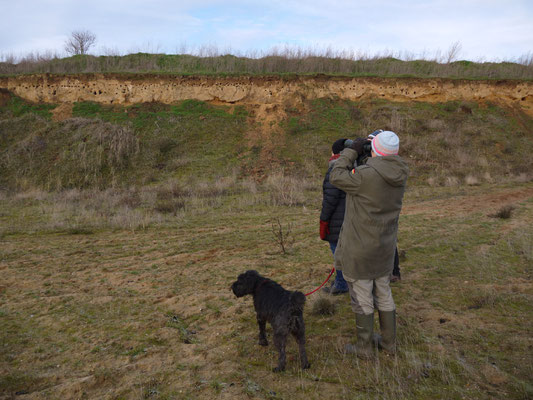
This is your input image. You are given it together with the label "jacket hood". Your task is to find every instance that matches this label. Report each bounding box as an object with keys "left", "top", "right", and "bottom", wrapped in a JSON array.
[{"left": 366, "top": 156, "right": 409, "bottom": 187}]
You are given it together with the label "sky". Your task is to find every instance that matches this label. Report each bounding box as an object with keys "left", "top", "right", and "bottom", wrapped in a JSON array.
[{"left": 1, "top": 0, "right": 532, "bottom": 62}]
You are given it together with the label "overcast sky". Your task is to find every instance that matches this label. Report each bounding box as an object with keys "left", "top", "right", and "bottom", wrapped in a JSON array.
[{"left": 1, "top": 0, "right": 532, "bottom": 62}]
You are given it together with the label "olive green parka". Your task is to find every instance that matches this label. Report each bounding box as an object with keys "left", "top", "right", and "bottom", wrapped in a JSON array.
[{"left": 330, "top": 148, "right": 409, "bottom": 280}]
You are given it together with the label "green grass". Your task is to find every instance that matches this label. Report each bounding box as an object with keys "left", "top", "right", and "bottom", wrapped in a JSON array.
[{"left": 2, "top": 95, "right": 56, "bottom": 118}]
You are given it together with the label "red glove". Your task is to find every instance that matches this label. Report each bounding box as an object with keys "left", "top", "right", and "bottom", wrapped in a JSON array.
[{"left": 319, "top": 220, "right": 330, "bottom": 240}]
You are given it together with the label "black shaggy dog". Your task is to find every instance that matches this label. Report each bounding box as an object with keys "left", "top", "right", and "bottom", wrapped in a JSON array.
[{"left": 231, "top": 270, "right": 310, "bottom": 372}]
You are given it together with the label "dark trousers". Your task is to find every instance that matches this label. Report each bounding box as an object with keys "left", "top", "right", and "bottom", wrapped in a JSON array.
[
  {"left": 393, "top": 247, "right": 401, "bottom": 277},
  {"left": 329, "top": 241, "right": 348, "bottom": 291}
]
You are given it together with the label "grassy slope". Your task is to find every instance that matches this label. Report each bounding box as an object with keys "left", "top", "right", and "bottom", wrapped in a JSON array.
[
  {"left": 1, "top": 95, "right": 532, "bottom": 191},
  {"left": 0, "top": 98, "right": 249, "bottom": 190}
]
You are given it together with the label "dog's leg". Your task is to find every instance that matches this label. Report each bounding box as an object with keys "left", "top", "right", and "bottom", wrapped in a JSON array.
[
  {"left": 272, "top": 332, "right": 287, "bottom": 372},
  {"left": 257, "top": 316, "right": 268, "bottom": 346},
  {"left": 292, "top": 317, "right": 310, "bottom": 369}
]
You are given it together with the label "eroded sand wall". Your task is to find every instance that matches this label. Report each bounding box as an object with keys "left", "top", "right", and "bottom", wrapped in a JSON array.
[{"left": 0, "top": 74, "right": 532, "bottom": 115}]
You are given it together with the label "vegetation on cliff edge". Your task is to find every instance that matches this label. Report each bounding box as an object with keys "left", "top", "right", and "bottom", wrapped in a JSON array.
[{"left": 1, "top": 52, "right": 532, "bottom": 80}]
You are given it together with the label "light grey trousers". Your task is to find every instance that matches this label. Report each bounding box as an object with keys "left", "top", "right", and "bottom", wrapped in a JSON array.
[{"left": 346, "top": 275, "right": 396, "bottom": 314}]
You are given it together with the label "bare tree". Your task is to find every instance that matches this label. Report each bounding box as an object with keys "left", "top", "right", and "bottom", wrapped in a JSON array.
[
  {"left": 445, "top": 41, "right": 462, "bottom": 64},
  {"left": 64, "top": 30, "right": 96, "bottom": 55}
]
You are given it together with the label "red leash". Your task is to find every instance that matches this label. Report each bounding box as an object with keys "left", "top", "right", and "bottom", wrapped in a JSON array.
[{"left": 305, "top": 267, "right": 335, "bottom": 296}]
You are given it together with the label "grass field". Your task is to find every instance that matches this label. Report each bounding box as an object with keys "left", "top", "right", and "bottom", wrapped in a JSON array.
[
  {"left": 1, "top": 181, "right": 532, "bottom": 399},
  {"left": 1, "top": 93, "right": 532, "bottom": 399}
]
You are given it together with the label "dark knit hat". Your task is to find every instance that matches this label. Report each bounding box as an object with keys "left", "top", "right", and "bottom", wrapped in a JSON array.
[
  {"left": 332, "top": 138, "right": 347, "bottom": 154},
  {"left": 368, "top": 129, "right": 384, "bottom": 139}
]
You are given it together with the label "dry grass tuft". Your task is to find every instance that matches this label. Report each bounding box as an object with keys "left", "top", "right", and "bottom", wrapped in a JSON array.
[
  {"left": 154, "top": 198, "right": 185, "bottom": 215},
  {"left": 508, "top": 228, "right": 533, "bottom": 262},
  {"left": 483, "top": 172, "right": 494, "bottom": 183},
  {"left": 445, "top": 176, "right": 460, "bottom": 187},
  {"left": 489, "top": 204, "right": 515, "bottom": 219},
  {"left": 426, "top": 177, "right": 439, "bottom": 187},
  {"left": 265, "top": 173, "right": 306, "bottom": 206},
  {"left": 465, "top": 175, "right": 480, "bottom": 186},
  {"left": 467, "top": 289, "right": 499, "bottom": 309},
  {"left": 311, "top": 296, "right": 337, "bottom": 316}
]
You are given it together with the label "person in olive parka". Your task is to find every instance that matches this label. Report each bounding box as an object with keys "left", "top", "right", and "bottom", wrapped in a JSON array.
[{"left": 330, "top": 131, "right": 409, "bottom": 359}]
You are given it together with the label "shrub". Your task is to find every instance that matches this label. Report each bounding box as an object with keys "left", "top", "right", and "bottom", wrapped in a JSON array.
[
  {"left": 271, "top": 217, "right": 293, "bottom": 254},
  {"left": 465, "top": 175, "right": 480, "bottom": 186}
]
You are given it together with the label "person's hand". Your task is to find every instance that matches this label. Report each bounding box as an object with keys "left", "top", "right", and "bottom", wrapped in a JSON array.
[
  {"left": 319, "top": 220, "right": 330, "bottom": 240},
  {"left": 349, "top": 138, "right": 367, "bottom": 156}
]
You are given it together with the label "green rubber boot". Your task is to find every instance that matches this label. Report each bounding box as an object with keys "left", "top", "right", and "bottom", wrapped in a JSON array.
[
  {"left": 374, "top": 310, "right": 396, "bottom": 355},
  {"left": 345, "top": 313, "right": 375, "bottom": 359}
]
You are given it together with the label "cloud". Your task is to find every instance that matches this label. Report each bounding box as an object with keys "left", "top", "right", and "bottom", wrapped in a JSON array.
[{"left": 1, "top": 0, "right": 531, "bottom": 60}]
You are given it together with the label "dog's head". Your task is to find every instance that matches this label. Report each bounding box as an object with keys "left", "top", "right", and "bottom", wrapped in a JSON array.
[{"left": 231, "top": 270, "right": 262, "bottom": 297}]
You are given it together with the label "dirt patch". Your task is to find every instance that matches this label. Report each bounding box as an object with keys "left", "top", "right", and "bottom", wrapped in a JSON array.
[
  {"left": 402, "top": 186, "right": 533, "bottom": 217},
  {"left": 0, "top": 88, "right": 11, "bottom": 106},
  {"left": 240, "top": 104, "right": 289, "bottom": 178},
  {"left": 51, "top": 103, "right": 73, "bottom": 121}
]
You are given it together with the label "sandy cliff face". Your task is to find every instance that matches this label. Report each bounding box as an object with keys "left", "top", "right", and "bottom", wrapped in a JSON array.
[{"left": 0, "top": 74, "right": 531, "bottom": 116}]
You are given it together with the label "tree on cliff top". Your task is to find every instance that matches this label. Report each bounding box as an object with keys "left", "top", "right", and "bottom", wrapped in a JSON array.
[{"left": 64, "top": 30, "right": 96, "bottom": 56}]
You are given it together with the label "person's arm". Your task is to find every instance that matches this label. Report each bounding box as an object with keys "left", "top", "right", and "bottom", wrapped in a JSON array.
[{"left": 330, "top": 148, "right": 364, "bottom": 195}]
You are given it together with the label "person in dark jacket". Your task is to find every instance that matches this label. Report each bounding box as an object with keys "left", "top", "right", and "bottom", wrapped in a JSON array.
[
  {"left": 330, "top": 131, "right": 409, "bottom": 359},
  {"left": 319, "top": 138, "right": 350, "bottom": 295}
]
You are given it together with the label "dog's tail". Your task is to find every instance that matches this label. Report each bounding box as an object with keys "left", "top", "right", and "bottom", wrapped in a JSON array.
[{"left": 290, "top": 291, "right": 306, "bottom": 313}]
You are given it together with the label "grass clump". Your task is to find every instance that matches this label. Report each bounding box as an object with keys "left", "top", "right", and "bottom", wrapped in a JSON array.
[
  {"left": 489, "top": 204, "right": 516, "bottom": 219},
  {"left": 311, "top": 297, "right": 336, "bottom": 316}
]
